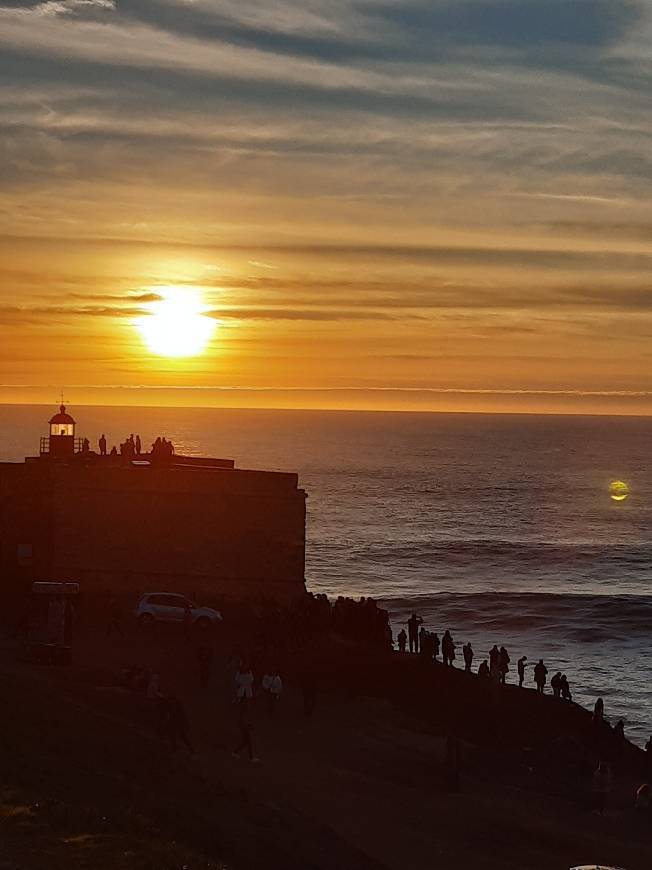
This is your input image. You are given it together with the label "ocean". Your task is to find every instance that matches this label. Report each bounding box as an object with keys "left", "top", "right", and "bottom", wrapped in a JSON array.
[{"left": 2, "top": 405, "right": 651, "bottom": 743}]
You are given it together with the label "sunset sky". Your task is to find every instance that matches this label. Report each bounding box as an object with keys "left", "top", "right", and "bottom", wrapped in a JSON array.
[{"left": 1, "top": 0, "right": 652, "bottom": 414}]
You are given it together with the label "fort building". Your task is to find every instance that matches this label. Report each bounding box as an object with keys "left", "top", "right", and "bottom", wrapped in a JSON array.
[{"left": 0, "top": 406, "right": 307, "bottom": 604}]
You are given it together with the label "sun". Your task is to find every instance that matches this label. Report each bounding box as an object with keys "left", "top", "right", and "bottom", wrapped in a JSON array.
[{"left": 135, "top": 287, "right": 216, "bottom": 357}]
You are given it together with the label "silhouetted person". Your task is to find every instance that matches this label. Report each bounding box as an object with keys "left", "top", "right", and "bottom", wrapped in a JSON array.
[
  {"left": 99, "top": 434, "right": 107, "bottom": 455},
  {"left": 197, "top": 645, "right": 213, "bottom": 688},
  {"left": 397, "top": 629, "right": 407, "bottom": 652},
  {"left": 109, "top": 445, "right": 118, "bottom": 456},
  {"left": 498, "top": 646, "right": 510, "bottom": 685},
  {"left": 407, "top": 613, "right": 423, "bottom": 654},
  {"left": 81, "top": 437, "right": 90, "bottom": 453},
  {"left": 560, "top": 674, "right": 572, "bottom": 702},
  {"left": 593, "top": 761, "right": 611, "bottom": 815},
  {"left": 442, "top": 630, "right": 455, "bottom": 667},
  {"left": 489, "top": 644, "right": 499, "bottom": 673},
  {"left": 517, "top": 656, "right": 527, "bottom": 688},
  {"left": 106, "top": 595, "right": 125, "bottom": 639},
  {"left": 593, "top": 697, "right": 605, "bottom": 725},
  {"left": 419, "top": 626, "right": 428, "bottom": 656},
  {"left": 463, "top": 642, "right": 473, "bottom": 672},
  {"left": 645, "top": 734, "right": 652, "bottom": 754},
  {"left": 164, "top": 694, "right": 193, "bottom": 754},
  {"left": 533, "top": 659, "right": 547, "bottom": 693},
  {"left": 478, "top": 659, "right": 489, "bottom": 678},
  {"left": 432, "top": 632, "right": 440, "bottom": 661},
  {"left": 551, "top": 671, "right": 562, "bottom": 698},
  {"left": 135, "top": 434, "right": 141, "bottom": 455},
  {"left": 235, "top": 662, "right": 254, "bottom": 701}
]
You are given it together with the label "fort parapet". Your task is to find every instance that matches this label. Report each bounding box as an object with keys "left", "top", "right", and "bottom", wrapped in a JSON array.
[{"left": 0, "top": 407, "right": 307, "bottom": 604}]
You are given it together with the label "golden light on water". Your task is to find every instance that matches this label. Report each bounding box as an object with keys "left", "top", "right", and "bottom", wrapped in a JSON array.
[
  {"left": 609, "top": 480, "right": 630, "bottom": 502},
  {"left": 135, "top": 287, "right": 216, "bottom": 357}
]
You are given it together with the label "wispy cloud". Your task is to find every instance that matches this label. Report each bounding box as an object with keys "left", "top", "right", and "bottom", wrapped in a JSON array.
[{"left": 1, "top": 0, "right": 652, "bottom": 407}]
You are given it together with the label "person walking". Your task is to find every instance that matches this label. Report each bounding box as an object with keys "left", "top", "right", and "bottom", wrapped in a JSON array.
[
  {"left": 517, "top": 655, "right": 527, "bottom": 688},
  {"left": 533, "top": 659, "right": 548, "bottom": 694},
  {"left": 407, "top": 613, "right": 423, "bottom": 654}
]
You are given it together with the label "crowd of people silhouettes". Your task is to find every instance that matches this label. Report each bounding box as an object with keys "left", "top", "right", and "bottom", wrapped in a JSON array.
[
  {"left": 108, "top": 594, "right": 651, "bottom": 817},
  {"left": 401, "top": 611, "right": 580, "bottom": 699},
  {"left": 93, "top": 432, "right": 175, "bottom": 460}
]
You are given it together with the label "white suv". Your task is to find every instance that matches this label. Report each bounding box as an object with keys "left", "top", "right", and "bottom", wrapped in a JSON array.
[{"left": 135, "top": 593, "right": 222, "bottom": 628}]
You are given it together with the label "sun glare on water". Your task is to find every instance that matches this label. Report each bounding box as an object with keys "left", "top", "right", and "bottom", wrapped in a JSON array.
[
  {"left": 609, "top": 480, "right": 629, "bottom": 502},
  {"left": 135, "top": 287, "right": 216, "bottom": 357}
]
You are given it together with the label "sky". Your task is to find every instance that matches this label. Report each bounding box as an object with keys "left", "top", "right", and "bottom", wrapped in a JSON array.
[{"left": 1, "top": 0, "right": 652, "bottom": 414}]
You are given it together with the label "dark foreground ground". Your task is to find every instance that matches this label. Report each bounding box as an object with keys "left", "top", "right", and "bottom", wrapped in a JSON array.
[{"left": 1, "top": 614, "right": 651, "bottom": 870}]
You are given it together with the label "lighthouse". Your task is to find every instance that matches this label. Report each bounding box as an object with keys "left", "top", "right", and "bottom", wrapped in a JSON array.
[{"left": 43, "top": 403, "right": 78, "bottom": 458}]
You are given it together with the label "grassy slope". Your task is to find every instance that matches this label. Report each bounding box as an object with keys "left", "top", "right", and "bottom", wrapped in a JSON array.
[{"left": 0, "top": 667, "right": 382, "bottom": 870}]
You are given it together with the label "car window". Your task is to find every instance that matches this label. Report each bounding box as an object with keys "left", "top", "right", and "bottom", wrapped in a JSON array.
[
  {"left": 163, "top": 594, "right": 185, "bottom": 607},
  {"left": 147, "top": 594, "right": 167, "bottom": 606}
]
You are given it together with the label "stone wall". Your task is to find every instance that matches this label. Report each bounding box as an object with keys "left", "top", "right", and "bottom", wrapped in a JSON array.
[{"left": 0, "top": 460, "right": 307, "bottom": 604}]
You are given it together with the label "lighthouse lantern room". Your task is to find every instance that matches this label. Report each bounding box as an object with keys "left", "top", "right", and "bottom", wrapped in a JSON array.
[{"left": 42, "top": 404, "right": 78, "bottom": 458}]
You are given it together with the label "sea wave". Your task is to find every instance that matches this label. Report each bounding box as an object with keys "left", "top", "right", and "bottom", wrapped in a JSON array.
[
  {"left": 381, "top": 591, "right": 652, "bottom": 640},
  {"left": 354, "top": 539, "right": 652, "bottom": 566}
]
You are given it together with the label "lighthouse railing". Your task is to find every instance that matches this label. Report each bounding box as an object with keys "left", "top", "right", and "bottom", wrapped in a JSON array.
[{"left": 40, "top": 437, "right": 85, "bottom": 455}]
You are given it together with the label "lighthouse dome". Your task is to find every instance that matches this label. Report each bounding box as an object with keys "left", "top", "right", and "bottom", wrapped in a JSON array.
[{"left": 49, "top": 404, "right": 75, "bottom": 425}]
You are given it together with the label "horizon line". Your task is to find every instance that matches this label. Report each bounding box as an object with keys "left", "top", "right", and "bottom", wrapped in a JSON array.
[
  {"left": 2, "top": 384, "right": 652, "bottom": 398},
  {"left": 1, "top": 400, "right": 651, "bottom": 420}
]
